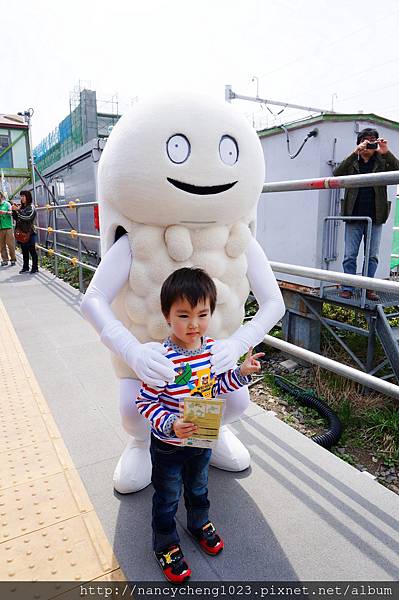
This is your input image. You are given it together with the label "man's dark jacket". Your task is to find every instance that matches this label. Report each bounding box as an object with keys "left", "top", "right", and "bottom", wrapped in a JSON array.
[{"left": 333, "top": 150, "right": 399, "bottom": 225}]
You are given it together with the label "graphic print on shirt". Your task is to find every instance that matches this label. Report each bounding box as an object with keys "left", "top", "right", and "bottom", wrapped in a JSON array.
[
  {"left": 189, "top": 367, "right": 217, "bottom": 398},
  {"left": 136, "top": 337, "right": 250, "bottom": 444}
]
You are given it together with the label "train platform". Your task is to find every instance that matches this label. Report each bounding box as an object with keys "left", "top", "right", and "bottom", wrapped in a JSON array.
[{"left": 0, "top": 258, "right": 398, "bottom": 592}]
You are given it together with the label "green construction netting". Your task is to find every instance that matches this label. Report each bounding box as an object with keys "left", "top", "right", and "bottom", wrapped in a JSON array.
[{"left": 34, "top": 106, "right": 83, "bottom": 173}]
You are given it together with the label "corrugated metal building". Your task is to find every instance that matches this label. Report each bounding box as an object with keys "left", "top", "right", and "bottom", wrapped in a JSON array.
[{"left": 257, "top": 113, "right": 399, "bottom": 288}]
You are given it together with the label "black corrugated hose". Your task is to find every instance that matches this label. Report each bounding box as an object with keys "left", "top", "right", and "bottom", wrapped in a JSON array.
[{"left": 274, "top": 375, "right": 343, "bottom": 449}]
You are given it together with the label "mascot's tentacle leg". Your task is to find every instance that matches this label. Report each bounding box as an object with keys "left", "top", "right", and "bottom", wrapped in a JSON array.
[
  {"left": 211, "top": 386, "right": 250, "bottom": 472},
  {"left": 114, "top": 378, "right": 152, "bottom": 494}
]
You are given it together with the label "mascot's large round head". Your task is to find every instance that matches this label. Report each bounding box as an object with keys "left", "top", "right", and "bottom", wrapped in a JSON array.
[{"left": 98, "top": 92, "right": 265, "bottom": 249}]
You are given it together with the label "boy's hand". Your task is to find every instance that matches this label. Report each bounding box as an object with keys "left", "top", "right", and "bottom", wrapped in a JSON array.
[
  {"left": 173, "top": 418, "right": 198, "bottom": 439},
  {"left": 239, "top": 347, "right": 265, "bottom": 377}
]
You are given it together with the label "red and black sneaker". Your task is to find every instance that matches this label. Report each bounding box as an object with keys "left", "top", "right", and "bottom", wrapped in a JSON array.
[
  {"left": 155, "top": 545, "right": 191, "bottom": 583},
  {"left": 189, "top": 521, "right": 224, "bottom": 556}
]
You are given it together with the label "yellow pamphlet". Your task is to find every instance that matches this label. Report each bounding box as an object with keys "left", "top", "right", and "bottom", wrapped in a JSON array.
[{"left": 180, "top": 397, "right": 224, "bottom": 449}]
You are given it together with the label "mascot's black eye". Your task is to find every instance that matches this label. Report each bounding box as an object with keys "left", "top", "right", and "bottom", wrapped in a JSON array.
[
  {"left": 166, "top": 134, "right": 191, "bottom": 164},
  {"left": 219, "top": 135, "right": 238, "bottom": 165}
]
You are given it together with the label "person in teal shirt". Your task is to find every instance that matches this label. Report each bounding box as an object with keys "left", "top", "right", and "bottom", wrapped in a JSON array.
[{"left": 0, "top": 191, "right": 16, "bottom": 266}]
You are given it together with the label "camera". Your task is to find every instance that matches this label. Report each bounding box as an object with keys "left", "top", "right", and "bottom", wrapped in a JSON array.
[{"left": 366, "top": 142, "right": 378, "bottom": 149}]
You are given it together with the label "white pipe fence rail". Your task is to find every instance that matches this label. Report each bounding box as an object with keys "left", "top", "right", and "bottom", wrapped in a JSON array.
[
  {"left": 264, "top": 335, "right": 399, "bottom": 400},
  {"left": 31, "top": 173, "right": 399, "bottom": 398},
  {"left": 270, "top": 262, "right": 399, "bottom": 293},
  {"left": 36, "top": 245, "right": 97, "bottom": 272},
  {"left": 35, "top": 201, "right": 97, "bottom": 210},
  {"left": 34, "top": 200, "right": 99, "bottom": 284},
  {"left": 262, "top": 170, "right": 399, "bottom": 193},
  {"left": 35, "top": 226, "right": 100, "bottom": 241}
]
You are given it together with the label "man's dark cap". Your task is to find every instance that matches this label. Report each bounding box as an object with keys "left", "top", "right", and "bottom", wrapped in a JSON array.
[{"left": 357, "top": 127, "right": 379, "bottom": 145}]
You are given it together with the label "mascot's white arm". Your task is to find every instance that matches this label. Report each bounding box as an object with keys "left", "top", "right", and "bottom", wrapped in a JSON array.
[
  {"left": 211, "top": 237, "right": 285, "bottom": 374},
  {"left": 81, "top": 235, "right": 285, "bottom": 381},
  {"left": 80, "top": 235, "right": 175, "bottom": 387}
]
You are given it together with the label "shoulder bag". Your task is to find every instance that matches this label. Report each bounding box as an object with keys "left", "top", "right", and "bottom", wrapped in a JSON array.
[{"left": 14, "top": 228, "right": 31, "bottom": 244}]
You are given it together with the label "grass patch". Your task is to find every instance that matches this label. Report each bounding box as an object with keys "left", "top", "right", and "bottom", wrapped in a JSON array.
[
  {"left": 40, "top": 253, "right": 95, "bottom": 290},
  {"left": 362, "top": 407, "right": 399, "bottom": 466}
]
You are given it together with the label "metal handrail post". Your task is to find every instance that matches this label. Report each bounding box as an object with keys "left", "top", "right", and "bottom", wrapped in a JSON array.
[
  {"left": 320, "top": 218, "right": 329, "bottom": 298},
  {"left": 361, "top": 218, "right": 372, "bottom": 308},
  {"left": 53, "top": 207, "right": 58, "bottom": 277},
  {"left": 76, "top": 206, "right": 83, "bottom": 292},
  {"left": 366, "top": 315, "right": 377, "bottom": 374}
]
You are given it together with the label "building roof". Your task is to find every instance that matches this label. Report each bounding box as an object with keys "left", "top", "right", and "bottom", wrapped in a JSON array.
[
  {"left": 0, "top": 114, "right": 28, "bottom": 129},
  {"left": 258, "top": 112, "right": 399, "bottom": 138}
]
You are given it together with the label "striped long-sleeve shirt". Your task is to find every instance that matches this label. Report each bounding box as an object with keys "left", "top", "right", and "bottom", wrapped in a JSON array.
[{"left": 136, "top": 336, "right": 250, "bottom": 445}]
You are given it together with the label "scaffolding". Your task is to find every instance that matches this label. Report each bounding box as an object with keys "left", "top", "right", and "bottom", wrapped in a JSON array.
[{"left": 33, "top": 83, "right": 121, "bottom": 173}]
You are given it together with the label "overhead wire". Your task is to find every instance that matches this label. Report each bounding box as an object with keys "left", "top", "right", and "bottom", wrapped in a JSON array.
[
  {"left": 340, "top": 80, "right": 399, "bottom": 104},
  {"left": 257, "top": 6, "right": 399, "bottom": 81},
  {"left": 244, "top": 5, "right": 399, "bottom": 127},
  {"left": 290, "top": 56, "right": 399, "bottom": 110},
  {"left": 254, "top": 5, "right": 399, "bottom": 119}
]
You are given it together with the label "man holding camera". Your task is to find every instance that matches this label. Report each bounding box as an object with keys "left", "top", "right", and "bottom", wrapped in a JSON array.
[{"left": 334, "top": 127, "right": 399, "bottom": 301}]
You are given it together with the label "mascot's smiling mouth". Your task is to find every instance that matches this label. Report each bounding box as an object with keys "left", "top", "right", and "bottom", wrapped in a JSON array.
[{"left": 167, "top": 177, "right": 237, "bottom": 195}]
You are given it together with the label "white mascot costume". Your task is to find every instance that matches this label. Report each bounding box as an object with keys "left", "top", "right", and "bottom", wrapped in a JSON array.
[{"left": 81, "top": 93, "right": 285, "bottom": 493}]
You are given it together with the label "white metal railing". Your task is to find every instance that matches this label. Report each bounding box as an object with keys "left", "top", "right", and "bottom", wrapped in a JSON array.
[
  {"left": 270, "top": 262, "right": 399, "bottom": 293},
  {"left": 31, "top": 176, "right": 399, "bottom": 398},
  {"left": 264, "top": 335, "right": 399, "bottom": 400},
  {"left": 35, "top": 200, "right": 99, "bottom": 290},
  {"left": 35, "top": 226, "right": 100, "bottom": 241},
  {"left": 35, "top": 201, "right": 97, "bottom": 210},
  {"left": 263, "top": 174, "right": 399, "bottom": 273},
  {"left": 35, "top": 245, "right": 97, "bottom": 272},
  {"left": 260, "top": 171, "right": 399, "bottom": 398},
  {"left": 262, "top": 170, "right": 399, "bottom": 193}
]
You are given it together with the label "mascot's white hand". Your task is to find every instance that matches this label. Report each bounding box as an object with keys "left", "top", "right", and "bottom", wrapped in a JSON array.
[
  {"left": 126, "top": 342, "right": 176, "bottom": 387},
  {"left": 210, "top": 339, "right": 244, "bottom": 375}
]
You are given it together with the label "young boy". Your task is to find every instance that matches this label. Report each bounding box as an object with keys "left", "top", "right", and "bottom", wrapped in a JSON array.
[{"left": 136, "top": 267, "right": 263, "bottom": 583}]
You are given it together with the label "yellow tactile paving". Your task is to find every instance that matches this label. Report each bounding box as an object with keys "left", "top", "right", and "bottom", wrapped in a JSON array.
[
  {"left": 3, "top": 568, "right": 127, "bottom": 600},
  {"left": 1, "top": 513, "right": 116, "bottom": 581},
  {"left": 0, "top": 299, "right": 124, "bottom": 585},
  {"left": 0, "top": 471, "right": 92, "bottom": 539}
]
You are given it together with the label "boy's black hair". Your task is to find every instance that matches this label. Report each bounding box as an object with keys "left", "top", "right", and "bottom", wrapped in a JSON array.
[{"left": 161, "top": 268, "right": 217, "bottom": 317}]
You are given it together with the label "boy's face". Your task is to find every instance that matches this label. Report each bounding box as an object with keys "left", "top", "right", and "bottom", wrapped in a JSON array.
[{"left": 167, "top": 297, "right": 212, "bottom": 350}]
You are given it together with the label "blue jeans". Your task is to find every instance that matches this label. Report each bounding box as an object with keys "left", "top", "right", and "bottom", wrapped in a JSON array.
[
  {"left": 150, "top": 434, "right": 211, "bottom": 552},
  {"left": 342, "top": 222, "right": 382, "bottom": 292}
]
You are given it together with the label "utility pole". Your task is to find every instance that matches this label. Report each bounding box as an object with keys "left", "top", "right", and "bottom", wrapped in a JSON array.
[
  {"left": 18, "top": 108, "right": 37, "bottom": 205},
  {"left": 331, "top": 93, "right": 338, "bottom": 112},
  {"left": 252, "top": 75, "right": 259, "bottom": 98}
]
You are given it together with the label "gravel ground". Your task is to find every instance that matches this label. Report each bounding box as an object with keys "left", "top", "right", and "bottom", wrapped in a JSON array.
[{"left": 249, "top": 354, "right": 399, "bottom": 495}]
